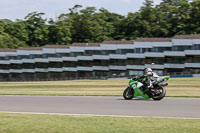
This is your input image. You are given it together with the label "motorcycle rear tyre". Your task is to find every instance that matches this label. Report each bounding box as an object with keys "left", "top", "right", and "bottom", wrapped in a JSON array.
[{"left": 152, "top": 87, "right": 166, "bottom": 100}]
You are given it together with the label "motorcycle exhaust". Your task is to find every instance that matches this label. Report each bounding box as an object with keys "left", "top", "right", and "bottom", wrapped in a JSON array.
[
  {"left": 162, "top": 83, "right": 168, "bottom": 86},
  {"left": 158, "top": 83, "right": 168, "bottom": 87}
]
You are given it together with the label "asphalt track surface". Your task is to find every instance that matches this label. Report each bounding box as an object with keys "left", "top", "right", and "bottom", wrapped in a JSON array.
[{"left": 0, "top": 95, "right": 200, "bottom": 118}]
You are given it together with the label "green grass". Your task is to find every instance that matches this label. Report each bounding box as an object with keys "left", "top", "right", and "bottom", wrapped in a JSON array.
[
  {"left": 0, "top": 113, "right": 200, "bottom": 133},
  {"left": 0, "top": 78, "right": 200, "bottom": 97}
]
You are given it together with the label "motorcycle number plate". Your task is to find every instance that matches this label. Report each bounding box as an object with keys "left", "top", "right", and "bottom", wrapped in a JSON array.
[{"left": 133, "top": 84, "right": 137, "bottom": 89}]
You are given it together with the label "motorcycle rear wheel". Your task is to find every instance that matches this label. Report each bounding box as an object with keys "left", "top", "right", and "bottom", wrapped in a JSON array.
[
  {"left": 152, "top": 86, "right": 166, "bottom": 100},
  {"left": 123, "top": 87, "right": 134, "bottom": 100}
]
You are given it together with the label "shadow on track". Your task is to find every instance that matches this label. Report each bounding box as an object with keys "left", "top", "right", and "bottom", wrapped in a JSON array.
[{"left": 116, "top": 98, "right": 153, "bottom": 101}]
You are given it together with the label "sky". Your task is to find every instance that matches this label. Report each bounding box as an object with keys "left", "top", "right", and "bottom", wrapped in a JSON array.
[{"left": 0, "top": 0, "right": 162, "bottom": 21}]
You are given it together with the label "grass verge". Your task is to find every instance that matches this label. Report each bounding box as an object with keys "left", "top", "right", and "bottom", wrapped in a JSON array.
[
  {"left": 0, "top": 78, "right": 199, "bottom": 97},
  {"left": 0, "top": 113, "right": 200, "bottom": 133}
]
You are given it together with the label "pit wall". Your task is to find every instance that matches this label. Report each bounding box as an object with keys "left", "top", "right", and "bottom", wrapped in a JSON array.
[{"left": 169, "top": 74, "right": 200, "bottom": 78}]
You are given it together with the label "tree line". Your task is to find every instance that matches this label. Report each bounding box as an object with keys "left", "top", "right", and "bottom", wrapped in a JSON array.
[{"left": 0, "top": 0, "right": 200, "bottom": 48}]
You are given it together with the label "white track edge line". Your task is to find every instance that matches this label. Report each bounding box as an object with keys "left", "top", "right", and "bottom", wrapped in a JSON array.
[{"left": 0, "top": 111, "right": 199, "bottom": 119}]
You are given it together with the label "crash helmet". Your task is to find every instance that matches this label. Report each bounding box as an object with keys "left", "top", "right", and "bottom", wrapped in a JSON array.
[{"left": 144, "top": 68, "right": 153, "bottom": 76}]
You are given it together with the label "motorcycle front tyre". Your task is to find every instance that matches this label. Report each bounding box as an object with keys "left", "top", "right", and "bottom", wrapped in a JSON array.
[{"left": 123, "top": 87, "right": 134, "bottom": 100}]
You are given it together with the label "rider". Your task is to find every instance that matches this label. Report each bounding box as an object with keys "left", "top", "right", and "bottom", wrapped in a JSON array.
[{"left": 132, "top": 68, "right": 159, "bottom": 93}]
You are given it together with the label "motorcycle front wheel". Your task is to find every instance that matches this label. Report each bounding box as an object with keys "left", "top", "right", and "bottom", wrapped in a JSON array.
[
  {"left": 152, "top": 86, "right": 166, "bottom": 100},
  {"left": 123, "top": 87, "right": 134, "bottom": 100}
]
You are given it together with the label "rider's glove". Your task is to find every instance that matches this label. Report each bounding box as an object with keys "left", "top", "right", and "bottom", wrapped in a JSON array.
[{"left": 132, "top": 76, "right": 139, "bottom": 81}]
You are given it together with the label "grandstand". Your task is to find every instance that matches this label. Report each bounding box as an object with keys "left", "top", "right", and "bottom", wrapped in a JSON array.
[{"left": 0, "top": 35, "right": 200, "bottom": 81}]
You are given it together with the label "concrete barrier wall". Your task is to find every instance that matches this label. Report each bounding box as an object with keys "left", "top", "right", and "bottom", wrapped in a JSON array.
[
  {"left": 169, "top": 74, "right": 200, "bottom": 78},
  {"left": 193, "top": 74, "right": 200, "bottom": 77},
  {"left": 170, "top": 75, "right": 193, "bottom": 78},
  {"left": 127, "top": 74, "right": 200, "bottom": 79}
]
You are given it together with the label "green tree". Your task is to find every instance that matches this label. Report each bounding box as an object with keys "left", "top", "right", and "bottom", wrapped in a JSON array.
[
  {"left": 118, "top": 0, "right": 161, "bottom": 39},
  {"left": 25, "top": 12, "right": 48, "bottom": 46},
  {"left": 91, "top": 8, "right": 115, "bottom": 41},
  {"left": 157, "top": 0, "right": 191, "bottom": 36},
  {"left": 189, "top": 0, "right": 200, "bottom": 34},
  {"left": 1, "top": 2, "right": 200, "bottom": 48},
  {"left": 139, "top": 0, "right": 157, "bottom": 37},
  {"left": 70, "top": 6, "right": 99, "bottom": 42},
  {"left": 0, "top": 32, "right": 26, "bottom": 48},
  {"left": 117, "top": 12, "right": 139, "bottom": 40},
  {"left": 59, "top": 5, "right": 123, "bottom": 43},
  {"left": 47, "top": 18, "right": 72, "bottom": 45},
  {"left": 0, "top": 19, "right": 27, "bottom": 48},
  {"left": 98, "top": 8, "right": 124, "bottom": 40},
  {"left": 2, "top": 19, "right": 29, "bottom": 43}
]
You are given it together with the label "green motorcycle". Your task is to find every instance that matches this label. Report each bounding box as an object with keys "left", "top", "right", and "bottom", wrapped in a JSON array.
[{"left": 123, "top": 76, "right": 170, "bottom": 100}]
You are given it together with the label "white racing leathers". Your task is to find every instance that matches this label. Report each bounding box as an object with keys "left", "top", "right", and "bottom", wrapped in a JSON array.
[{"left": 145, "top": 72, "right": 164, "bottom": 88}]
